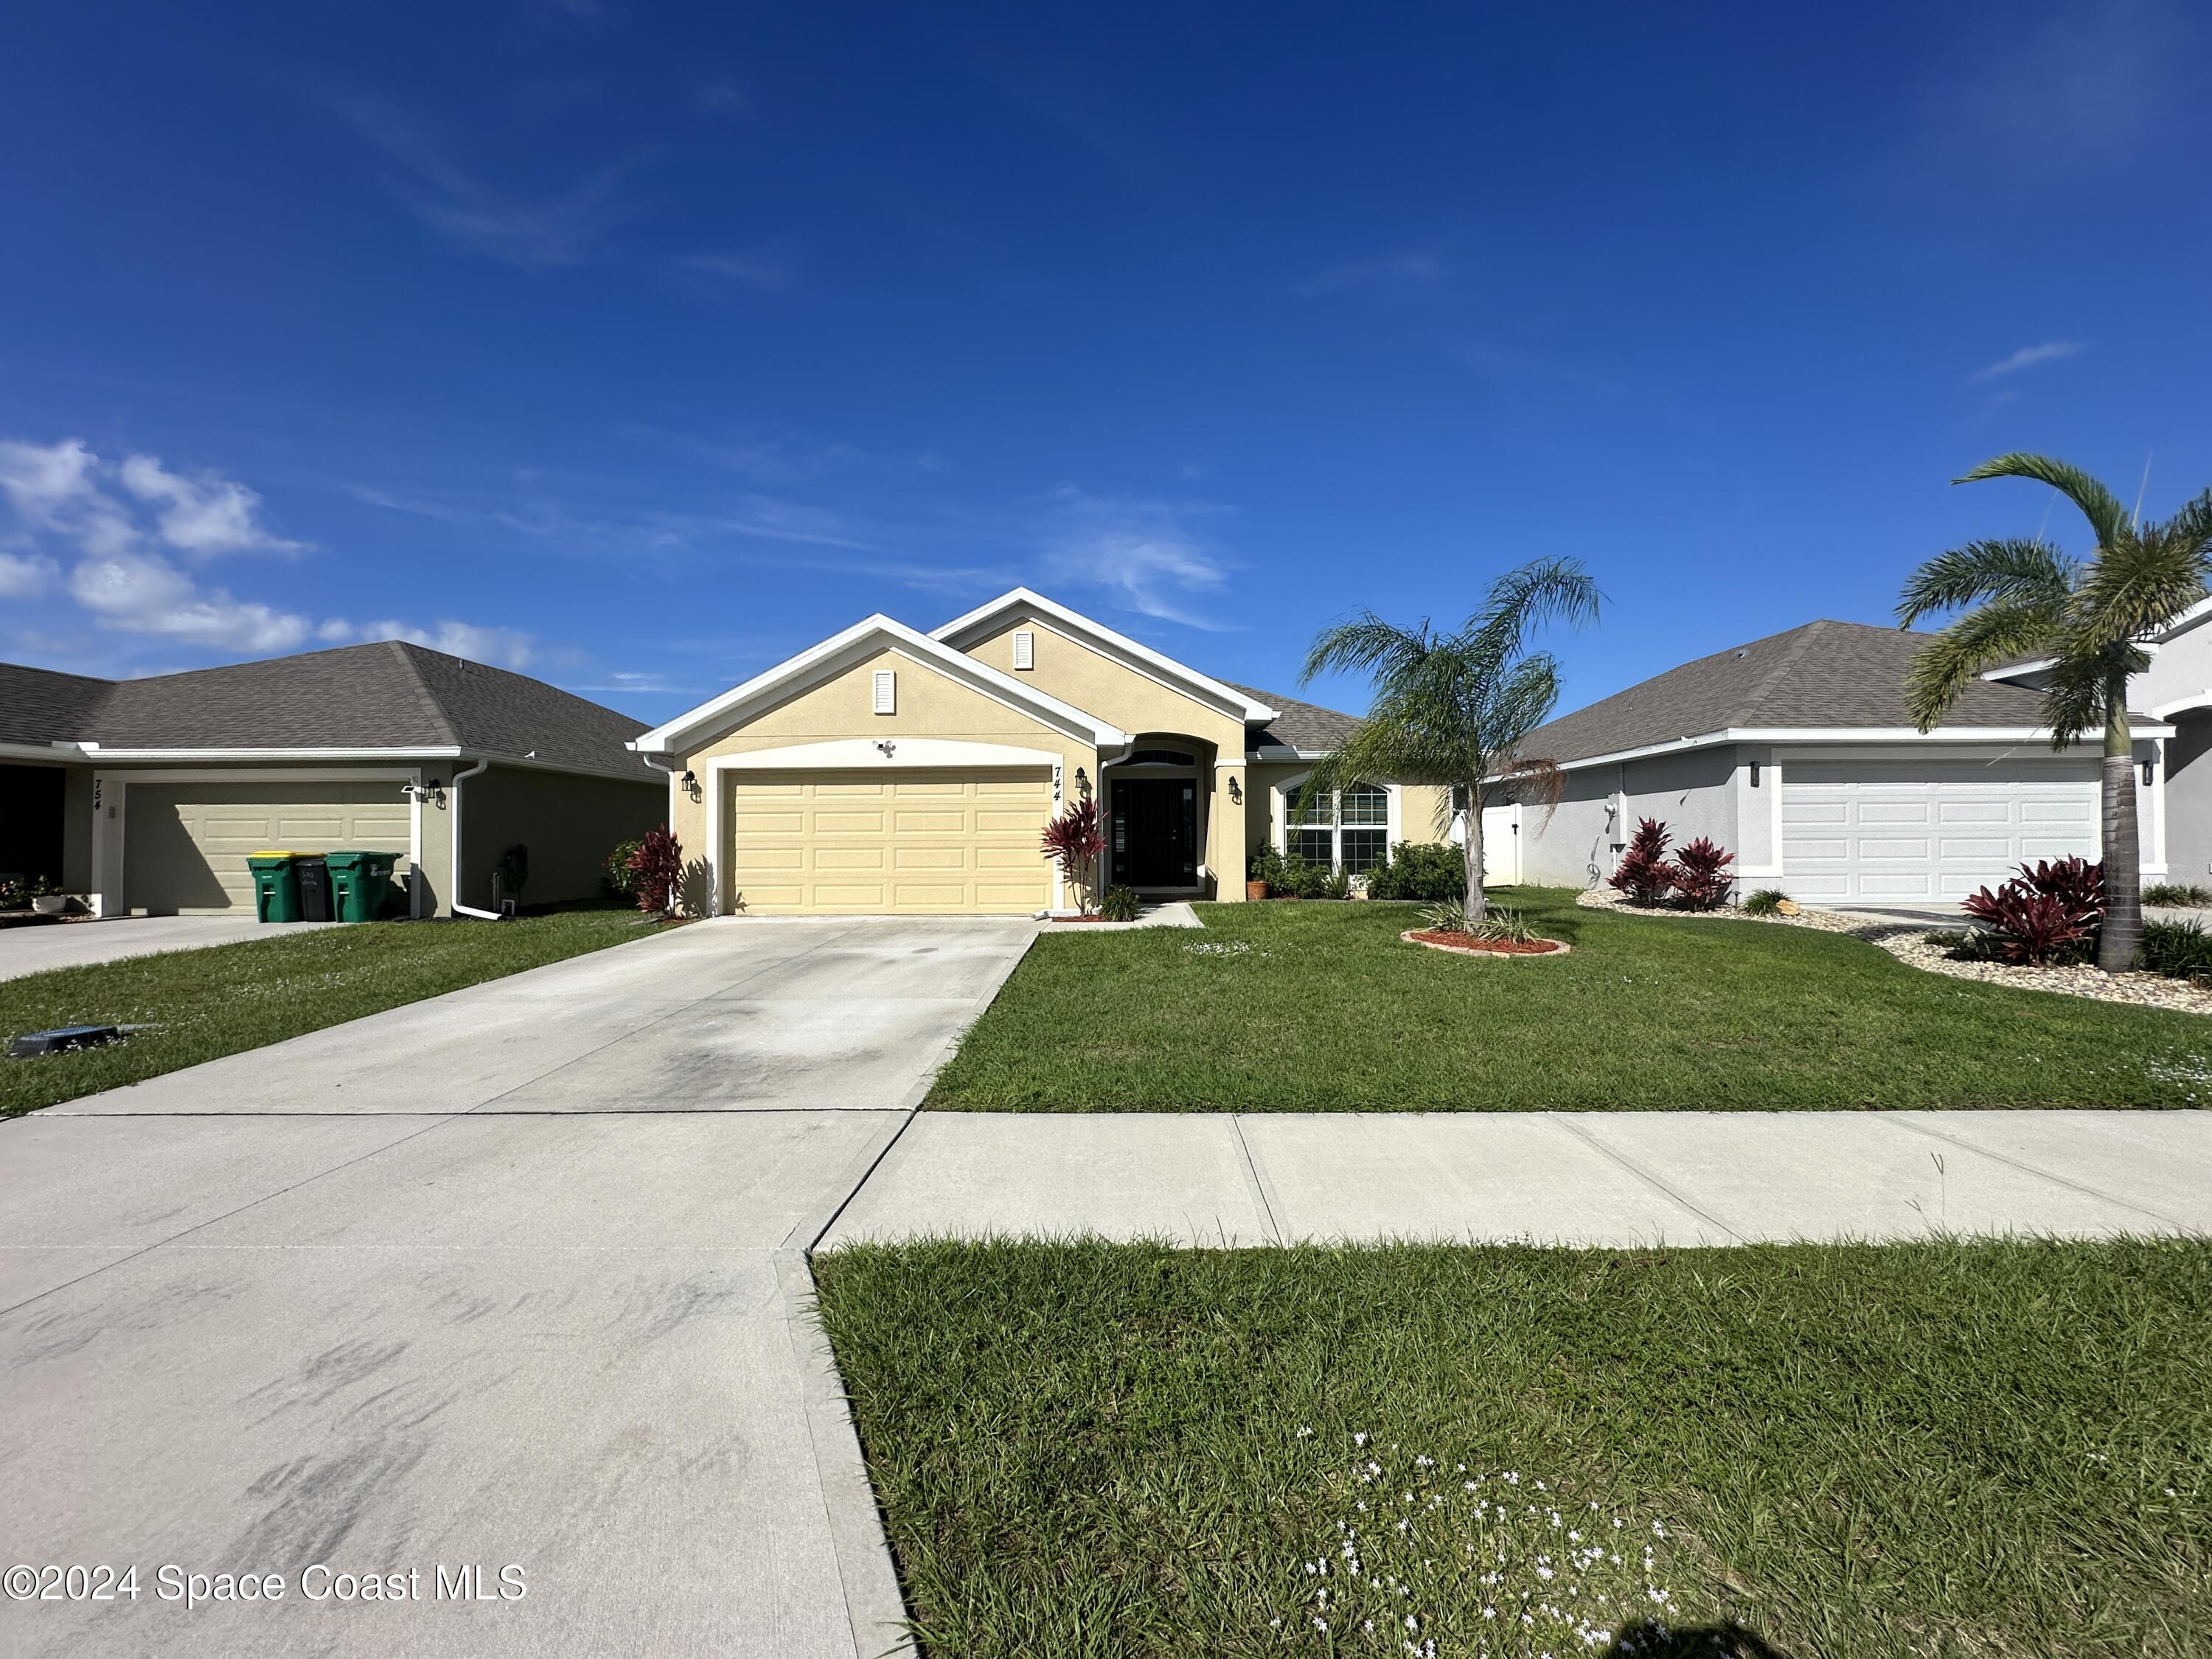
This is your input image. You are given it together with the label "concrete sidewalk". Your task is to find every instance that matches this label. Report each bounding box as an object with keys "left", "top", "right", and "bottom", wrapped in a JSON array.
[
  {"left": 821, "top": 1109, "right": 2212, "bottom": 1248},
  {"left": 0, "top": 915, "right": 340, "bottom": 981}
]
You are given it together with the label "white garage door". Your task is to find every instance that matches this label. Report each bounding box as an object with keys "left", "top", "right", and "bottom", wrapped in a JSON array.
[
  {"left": 728, "top": 768, "right": 1055, "bottom": 914},
  {"left": 125, "top": 781, "right": 413, "bottom": 914},
  {"left": 1781, "top": 759, "right": 2099, "bottom": 904}
]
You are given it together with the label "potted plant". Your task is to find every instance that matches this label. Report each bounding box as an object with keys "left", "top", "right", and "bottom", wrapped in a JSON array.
[
  {"left": 1246, "top": 844, "right": 1282, "bottom": 901},
  {"left": 29, "top": 878, "right": 70, "bottom": 916}
]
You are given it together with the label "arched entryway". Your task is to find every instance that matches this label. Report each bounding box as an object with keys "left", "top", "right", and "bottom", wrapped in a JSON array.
[{"left": 1102, "top": 736, "right": 1212, "bottom": 893}]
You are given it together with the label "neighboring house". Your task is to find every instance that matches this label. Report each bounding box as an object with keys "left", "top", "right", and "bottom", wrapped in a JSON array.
[
  {"left": 0, "top": 642, "right": 664, "bottom": 918},
  {"left": 635, "top": 588, "right": 1450, "bottom": 916},
  {"left": 1509, "top": 619, "right": 2185, "bottom": 906}
]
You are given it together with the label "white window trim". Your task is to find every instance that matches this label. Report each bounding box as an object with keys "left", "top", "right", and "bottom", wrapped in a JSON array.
[{"left": 1272, "top": 772, "right": 1397, "bottom": 872}]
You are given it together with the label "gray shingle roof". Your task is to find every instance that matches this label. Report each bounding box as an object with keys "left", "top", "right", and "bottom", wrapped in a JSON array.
[
  {"left": 0, "top": 641, "right": 652, "bottom": 780},
  {"left": 1231, "top": 684, "right": 1364, "bottom": 754},
  {"left": 1522, "top": 619, "right": 2057, "bottom": 765}
]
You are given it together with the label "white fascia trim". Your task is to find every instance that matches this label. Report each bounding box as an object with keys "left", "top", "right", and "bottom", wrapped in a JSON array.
[
  {"left": 712, "top": 739, "right": 1063, "bottom": 771},
  {"left": 2154, "top": 597, "right": 2212, "bottom": 641},
  {"left": 928, "top": 587, "right": 1278, "bottom": 723},
  {"left": 2152, "top": 690, "right": 2212, "bottom": 720},
  {"left": 1977, "top": 658, "right": 2056, "bottom": 683},
  {"left": 1546, "top": 724, "right": 2176, "bottom": 774},
  {"left": 0, "top": 740, "right": 91, "bottom": 762},
  {"left": 631, "top": 613, "right": 1127, "bottom": 753},
  {"left": 78, "top": 744, "right": 465, "bottom": 762},
  {"left": 1248, "top": 744, "right": 1333, "bottom": 762}
]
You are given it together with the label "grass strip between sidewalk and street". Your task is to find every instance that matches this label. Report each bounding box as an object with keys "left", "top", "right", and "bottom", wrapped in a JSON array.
[
  {"left": 0, "top": 906, "right": 672, "bottom": 1118},
  {"left": 815, "top": 1237, "right": 2211, "bottom": 1659},
  {"left": 928, "top": 891, "right": 2212, "bottom": 1110}
]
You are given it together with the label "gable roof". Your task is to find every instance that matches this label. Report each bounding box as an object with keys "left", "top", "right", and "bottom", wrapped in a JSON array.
[
  {"left": 930, "top": 588, "right": 1279, "bottom": 724},
  {"left": 631, "top": 613, "right": 1131, "bottom": 753},
  {"left": 1, "top": 641, "right": 652, "bottom": 779},
  {"left": 1522, "top": 619, "right": 2148, "bottom": 768},
  {"left": 1233, "top": 684, "right": 1363, "bottom": 754}
]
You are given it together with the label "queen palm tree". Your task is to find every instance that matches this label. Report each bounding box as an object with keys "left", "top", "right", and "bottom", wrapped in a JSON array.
[
  {"left": 1899, "top": 454, "right": 2212, "bottom": 970},
  {"left": 1299, "top": 557, "right": 1599, "bottom": 919}
]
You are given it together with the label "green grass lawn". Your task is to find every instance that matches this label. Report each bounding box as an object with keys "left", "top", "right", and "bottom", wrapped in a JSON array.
[
  {"left": 0, "top": 906, "right": 671, "bottom": 1117},
  {"left": 815, "top": 1238, "right": 2212, "bottom": 1659},
  {"left": 929, "top": 890, "right": 2212, "bottom": 1109}
]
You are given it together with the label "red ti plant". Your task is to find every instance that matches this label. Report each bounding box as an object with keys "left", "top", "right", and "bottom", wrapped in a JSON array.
[
  {"left": 1962, "top": 857, "right": 2104, "bottom": 966},
  {"left": 1608, "top": 817, "right": 1674, "bottom": 907},
  {"left": 1666, "top": 837, "right": 1737, "bottom": 911},
  {"left": 1040, "top": 798, "right": 1107, "bottom": 914},
  {"left": 627, "top": 826, "right": 684, "bottom": 917}
]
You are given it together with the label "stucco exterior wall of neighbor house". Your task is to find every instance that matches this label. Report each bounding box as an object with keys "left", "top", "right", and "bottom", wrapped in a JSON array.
[
  {"left": 2140, "top": 619, "right": 2212, "bottom": 883},
  {"left": 960, "top": 614, "right": 1251, "bottom": 897},
  {"left": 1520, "top": 747, "right": 1745, "bottom": 888},
  {"left": 668, "top": 647, "right": 1095, "bottom": 915},
  {"left": 454, "top": 763, "right": 663, "bottom": 913}
]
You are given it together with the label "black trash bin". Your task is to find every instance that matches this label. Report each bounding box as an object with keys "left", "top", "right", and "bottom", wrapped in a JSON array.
[{"left": 295, "top": 855, "right": 333, "bottom": 923}]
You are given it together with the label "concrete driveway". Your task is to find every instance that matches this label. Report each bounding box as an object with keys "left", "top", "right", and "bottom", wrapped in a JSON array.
[
  {"left": 0, "top": 916, "right": 1035, "bottom": 1658},
  {"left": 0, "top": 915, "right": 341, "bottom": 981}
]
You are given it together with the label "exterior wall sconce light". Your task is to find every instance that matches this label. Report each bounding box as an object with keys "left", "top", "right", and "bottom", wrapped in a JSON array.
[
  {"left": 2143, "top": 759, "right": 2156, "bottom": 787},
  {"left": 1074, "top": 766, "right": 1090, "bottom": 799},
  {"left": 1228, "top": 775, "right": 1242, "bottom": 804},
  {"left": 1749, "top": 762, "right": 1761, "bottom": 787},
  {"left": 680, "top": 769, "right": 702, "bottom": 800}
]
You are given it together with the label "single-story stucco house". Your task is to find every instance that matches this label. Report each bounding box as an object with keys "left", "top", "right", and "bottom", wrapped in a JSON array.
[
  {"left": 0, "top": 641, "right": 664, "bottom": 917},
  {"left": 1509, "top": 615, "right": 2204, "bottom": 905},
  {"left": 634, "top": 588, "right": 1456, "bottom": 916}
]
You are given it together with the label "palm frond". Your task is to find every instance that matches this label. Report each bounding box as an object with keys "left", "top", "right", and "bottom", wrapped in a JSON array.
[
  {"left": 1902, "top": 598, "right": 2065, "bottom": 731},
  {"left": 1489, "top": 753, "right": 1565, "bottom": 813},
  {"left": 1481, "top": 653, "right": 1562, "bottom": 754},
  {"left": 1299, "top": 613, "right": 1430, "bottom": 686},
  {"left": 1461, "top": 557, "right": 1600, "bottom": 672},
  {"left": 2037, "top": 650, "right": 2111, "bottom": 749},
  {"left": 1896, "top": 538, "right": 2076, "bottom": 626},
  {"left": 2065, "top": 512, "right": 2212, "bottom": 649},
  {"left": 1955, "top": 453, "right": 2132, "bottom": 547}
]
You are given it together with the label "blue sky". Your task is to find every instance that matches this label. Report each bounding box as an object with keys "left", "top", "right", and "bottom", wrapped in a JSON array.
[{"left": 2, "top": 1, "right": 2206, "bottom": 724}]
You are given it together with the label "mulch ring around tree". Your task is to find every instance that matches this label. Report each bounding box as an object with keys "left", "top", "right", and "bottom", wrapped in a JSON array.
[{"left": 1402, "top": 928, "right": 1571, "bottom": 958}]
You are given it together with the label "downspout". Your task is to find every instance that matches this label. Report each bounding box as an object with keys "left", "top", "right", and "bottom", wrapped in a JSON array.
[
  {"left": 448, "top": 755, "right": 501, "bottom": 919},
  {"left": 637, "top": 753, "right": 685, "bottom": 913}
]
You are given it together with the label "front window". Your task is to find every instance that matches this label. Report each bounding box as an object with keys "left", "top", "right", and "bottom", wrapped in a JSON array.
[{"left": 1286, "top": 784, "right": 1390, "bottom": 874}]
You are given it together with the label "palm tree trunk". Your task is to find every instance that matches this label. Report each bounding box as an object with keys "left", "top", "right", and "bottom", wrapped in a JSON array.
[
  {"left": 1464, "top": 782, "right": 1487, "bottom": 919},
  {"left": 2098, "top": 669, "right": 2142, "bottom": 973}
]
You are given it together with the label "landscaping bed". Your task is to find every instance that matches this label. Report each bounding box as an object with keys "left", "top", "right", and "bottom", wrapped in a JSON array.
[
  {"left": 928, "top": 890, "right": 2212, "bottom": 1110},
  {"left": 0, "top": 905, "right": 672, "bottom": 1118},
  {"left": 815, "top": 1237, "right": 2212, "bottom": 1659},
  {"left": 1402, "top": 927, "right": 1568, "bottom": 956}
]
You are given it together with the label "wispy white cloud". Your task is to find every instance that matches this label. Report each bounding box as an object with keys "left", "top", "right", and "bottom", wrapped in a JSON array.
[
  {"left": 1972, "top": 340, "right": 2087, "bottom": 382},
  {"left": 684, "top": 236, "right": 801, "bottom": 286},
  {"left": 118, "top": 453, "right": 302, "bottom": 555},
  {"left": 3, "top": 436, "right": 529, "bottom": 667},
  {"left": 1292, "top": 251, "right": 1444, "bottom": 298},
  {"left": 0, "top": 551, "right": 58, "bottom": 598},
  {"left": 327, "top": 94, "right": 641, "bottom": 267},
  {"left": 1037, "top": 486, "right": 1236, "bottom": 630}
]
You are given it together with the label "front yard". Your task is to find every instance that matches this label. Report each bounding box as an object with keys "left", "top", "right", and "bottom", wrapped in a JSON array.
[
  {"left": 930, "top": 890, "right": 2212, "bottom": 1110},
  {"left": 815, "top": 1237, "right": 2212, "bottom": 1659},
  {"left": 0, "top": 906, "right": 669, "bottom": 1118}
]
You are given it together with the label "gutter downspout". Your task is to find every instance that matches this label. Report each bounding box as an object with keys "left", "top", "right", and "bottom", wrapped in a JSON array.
[{"left": 448, "top": 755, "right": 500, "bottom": 919}]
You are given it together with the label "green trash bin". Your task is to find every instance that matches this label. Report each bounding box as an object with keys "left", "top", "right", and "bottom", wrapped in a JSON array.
[
  {"left": 247, "top": 851, "right": 304, "bottom": 923},
  {"left": 325, "top": 849, "right": 399, "bottom": 923}
]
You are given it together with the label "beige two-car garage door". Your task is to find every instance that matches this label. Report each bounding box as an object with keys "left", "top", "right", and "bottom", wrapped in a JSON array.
[
  {"left": 728, "top": 768, "right": 1054, "bottom": 914},
  {"left": 125, "top": 782, "right": 411, "bottom": 914}
]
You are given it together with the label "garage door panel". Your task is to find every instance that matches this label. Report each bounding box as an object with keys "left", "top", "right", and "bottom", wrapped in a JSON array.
[
  {"left": 1781, "top": 760, "right": 2098, "bottom": 905},
  {"left": 728, "top": 768, "right": 1053, "bottom": 914},
  {"left": 126, "top": 781, "right": 411, "bottom": 916}
]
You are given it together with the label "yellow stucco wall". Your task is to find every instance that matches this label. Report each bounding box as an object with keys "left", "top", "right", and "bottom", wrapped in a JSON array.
[
  {"left": 959, "top": 615, "right": 1249, "bottom": 897},
  {"left": 667, "top": 646, "right": 1096, "bottom": 914}
]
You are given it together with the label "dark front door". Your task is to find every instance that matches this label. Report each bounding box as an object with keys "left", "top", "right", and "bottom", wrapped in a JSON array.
[{"left": 1113, "top": 779, "right": 1197, "bottom": 887}]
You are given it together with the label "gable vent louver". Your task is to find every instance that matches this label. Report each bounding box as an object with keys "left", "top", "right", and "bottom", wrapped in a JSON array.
[
  {"left": 1012, "top": 629, "right": 1034, "bottom": 670},
  {"left": 872, "top": 669, "right": 897, "bottom": 714}
]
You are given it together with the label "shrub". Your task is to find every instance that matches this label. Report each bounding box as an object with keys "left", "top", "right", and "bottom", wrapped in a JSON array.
[
  {"left": 1418, "top": 899, "right": 1472, "bottom": 933},
  {"left": 1742, "top": 887, "right": 1789, "bottom": 916},
  {"left": 2144, "top": 882, "right": 2212, "bottom": 908},
  {"left": 1040, "top": 799, "right": 1107, "bottom": 913},
  {"left": 626, "top": 826, "right": 684, "bottom": 916},
  {"left": 604, "top": 837, "right": 644, "bottom": 897},
  {"left": 1366, "top": 841, "right": 1465, "bottom": 902},
  {"left": 1665, "top": 837, "right": 1736, "bottom": 911},
  {"left": 1608, "top": 817, "right": 1673, "bottom": 906},
  {"left": 2141, "top": 919, "right": 2212, "bottom": 980},
  {"left": 1961, "top": 857, "right": 2104, "bottom": 967},
  {"left": 497, "top": 843, "right": 529, "bottom": 902},
  {"left": 1098, "top": 885, "right": 1142, "bottom": 922},
  {"left": 1247, "top": 844, "right": 1287, "bottom": 891}
]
